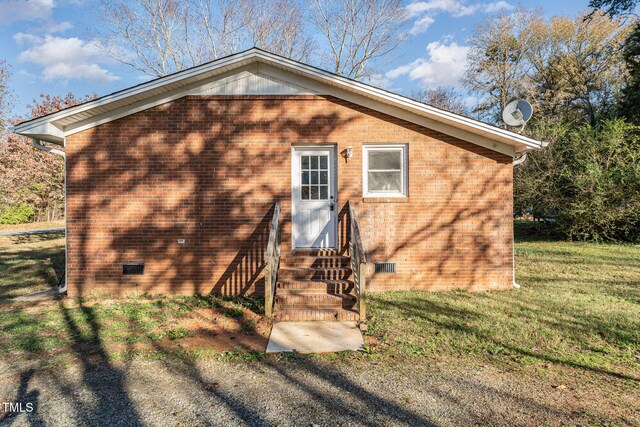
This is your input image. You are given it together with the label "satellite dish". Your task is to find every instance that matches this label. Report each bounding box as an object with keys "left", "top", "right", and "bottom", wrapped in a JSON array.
[{"left": 502, "top": 100, "right": 533, "bottom": 129}]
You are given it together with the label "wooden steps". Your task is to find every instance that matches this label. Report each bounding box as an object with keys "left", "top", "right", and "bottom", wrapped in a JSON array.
[
  {"left": 273, "top": 251, "right": 359, "bottom": 322},
  {"left": 275, "top": 293, "right": 356, "bottom": 309},
  {"left": 274, "top": 308, "right": 359, "bottom": 322},
  {"left": 276, "top": 279, "right": 354, "bottom": 294},
  {"left": 278, "top": 267, "right": 352, "bottom": 281}
]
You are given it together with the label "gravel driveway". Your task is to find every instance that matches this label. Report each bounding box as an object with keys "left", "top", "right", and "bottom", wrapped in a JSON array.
[{"left": 1, "top": 355, "right": 633, "bottom": 426}]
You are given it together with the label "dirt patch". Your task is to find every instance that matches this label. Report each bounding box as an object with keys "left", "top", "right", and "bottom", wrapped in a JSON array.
[{"left": 157, "top": 307, "right": 270, "bottom": 352}]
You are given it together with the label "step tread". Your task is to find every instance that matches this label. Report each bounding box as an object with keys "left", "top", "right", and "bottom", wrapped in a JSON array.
[
  {"left": 276, "top": 278, "right": 354, "bottom": 286},
  {"left": 273, "top": 307, "right": 359, "bottom": 322},
  {"left": 275, "top": 293, "right": 356, "bottom": 309},
  {"left": 275, "top": 293, "right": 356, "bottom": 302},
  {"left": 288, "top": 249, "right": 340, "bottom": 256},
  {"left": 278, "top": 267, "right": 353, "bottom": 272},
  {"left": 281, "top": 255, "right": 350, "bottom": 260}
]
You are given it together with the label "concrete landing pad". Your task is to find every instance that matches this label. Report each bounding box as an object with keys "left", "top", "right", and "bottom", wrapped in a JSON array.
[
  {"left": 12, "top": 287, "right": 63, "bottom": 302},
  {"left": 266, "top": 321, "right": 365, "bottom": 353}
]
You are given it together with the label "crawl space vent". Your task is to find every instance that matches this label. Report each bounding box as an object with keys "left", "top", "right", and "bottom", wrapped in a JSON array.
[
  {"left": 374, "top": 262, "right": 396, "bottom": 274},
  {"left": 123, "top": 264, "right": 144, "bottom": 275}
]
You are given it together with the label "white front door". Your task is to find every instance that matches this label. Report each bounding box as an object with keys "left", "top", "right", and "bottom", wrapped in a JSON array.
[{"left": 292, "top": 147, "right": 337, "bottom": 248}]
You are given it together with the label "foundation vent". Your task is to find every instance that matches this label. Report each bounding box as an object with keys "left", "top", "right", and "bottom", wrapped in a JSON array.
[
  {"left": 123, "top": 264, "right": 145, "bottom": 275},
  {"left": 374, "top": 262, "right": 396, "bottom": 274}
]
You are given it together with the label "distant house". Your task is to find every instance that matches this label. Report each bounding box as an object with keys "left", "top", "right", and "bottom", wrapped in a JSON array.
[{"left": 12, "top": 48, "right": 545, "bottom": 321}]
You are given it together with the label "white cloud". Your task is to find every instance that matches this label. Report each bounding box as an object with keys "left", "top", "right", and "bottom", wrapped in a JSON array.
[
  {"left": 484, "top": 1, "right": 513, "bottom": 13},
  {"left": 0, "top": 0, "right": 54, "bottom": 24},
  {"left": 386, "top": 41, "right": 469, "bottom": 87},
  {"left": 410, "top": 15, "right": 436, "bottom": 35},
  {"left": 406, "top": 0, "right": 473, "bottom": 18},
  {"left": 46, "top": 20, "right": 73, "bottom": 33},
  {"left": 406, "top": 0, "right": 514, "bottom": 35},
  {"left": 14, "top": 33, "right": 119, "bottom": 84}
]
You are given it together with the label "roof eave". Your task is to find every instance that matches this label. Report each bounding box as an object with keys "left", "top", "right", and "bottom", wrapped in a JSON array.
[
  {"left": 11, "top": 48, "right": 547, "bottom": 154},
  {"left": 13, "top": 122, "right": 65, "bottom": 145}
]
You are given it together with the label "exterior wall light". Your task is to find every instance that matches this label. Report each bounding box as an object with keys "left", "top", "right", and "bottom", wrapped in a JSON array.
[
  {"left": 346, "top": 146, "right": 353, "bottom": 158},
  {"left": 341, "top": 146, "right": 354, "bottom": 162}
]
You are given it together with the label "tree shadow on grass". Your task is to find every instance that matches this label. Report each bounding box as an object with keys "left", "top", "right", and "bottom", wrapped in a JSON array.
[
  {"left": 4, "top": 231, "right": 66, "bottom": 245},
  {"left": 0, "top": 241, "right": 64, "bottom": 301},
  {"left": 51, "top": 300, "right": 143, "bottom": 425},
  {"left": 375, "top": 295, "right": 639, "bottom": 383}
]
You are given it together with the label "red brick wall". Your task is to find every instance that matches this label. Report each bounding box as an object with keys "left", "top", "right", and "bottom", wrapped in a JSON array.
[{"left": 66, "top": 95, "right": 513, "bottom": 297}]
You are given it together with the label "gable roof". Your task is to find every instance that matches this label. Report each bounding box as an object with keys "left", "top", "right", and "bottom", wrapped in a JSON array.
[{"left": 11, "top": 47, "right": 545, "bottom": 157}]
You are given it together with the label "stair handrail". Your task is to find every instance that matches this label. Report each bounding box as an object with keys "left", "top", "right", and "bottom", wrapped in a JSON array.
[
  {"left": 264, "top": 199, "right": 282, "bottom": 318},
  {"left": 348, "top": 201, "right": 367, "bottom": 320}
]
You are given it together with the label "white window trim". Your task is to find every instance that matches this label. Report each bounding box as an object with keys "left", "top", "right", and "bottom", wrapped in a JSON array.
[{"left": 362, "top": 144, "right": 408, "bottom": 198}]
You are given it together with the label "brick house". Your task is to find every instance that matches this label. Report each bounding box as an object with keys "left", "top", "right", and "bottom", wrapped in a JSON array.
[{"left": 12, "top": 48, "right": 545, "bottom": 321}]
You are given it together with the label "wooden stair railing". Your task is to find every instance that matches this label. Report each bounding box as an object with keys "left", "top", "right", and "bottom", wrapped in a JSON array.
[
  {"left": 264, "top": 199, "right": 282, "bottom": 318},
  {"left": 348, "top": 201, "right": 367, "bottom": 320}
]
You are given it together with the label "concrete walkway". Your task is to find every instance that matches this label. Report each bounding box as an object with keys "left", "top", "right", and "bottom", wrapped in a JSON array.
[
  {"left": 12, "top": 287, "right": 64, "bottom": 302},
  {"left": 266, "top": 321, "right": 365, "bottom": 353},
  {"left": 0, "top": 227, "right": 65, "bottom": 236}
]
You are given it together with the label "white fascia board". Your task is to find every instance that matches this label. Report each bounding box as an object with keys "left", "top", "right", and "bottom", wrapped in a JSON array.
[{"left": 15, "top": 122, "right": 65, "bottom": 145}]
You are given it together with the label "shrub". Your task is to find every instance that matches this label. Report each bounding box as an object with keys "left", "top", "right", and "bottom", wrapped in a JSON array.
[
  {"left": 516, "top": 119, "right": 640, "bottom": 242},
  {"left": 0, "top": 203, "right": 36, "bottom": 224}
]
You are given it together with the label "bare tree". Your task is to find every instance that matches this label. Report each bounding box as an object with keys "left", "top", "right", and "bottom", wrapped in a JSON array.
[
  {"left": 464, "top": 7, "right": 630, "bottom": 126},
  {"left": 308, "top": 0, "right": 408, "bottom": 80},
  {"left": 97, "top": 0, "right": 314, "bottom": 77},
  {"left": 0, "top": 60, "right": 11, "bottom": 130},
  {"left": 240, "top": 0, "right": 314, "bottom": 60},
  {"left": 463, "top": 7, "right": 541, "bottom": 124},
  {"left": 412, "top": 87, "right": 468, "bottom": 116}
]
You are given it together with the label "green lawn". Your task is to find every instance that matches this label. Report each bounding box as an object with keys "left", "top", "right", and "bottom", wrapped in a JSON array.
[
  {"left": 0, "top": 220, "right": 65, "bottom": 231},
  {"left": 366, "top": 240, "right": 639, "bottom": 381},
  {"left": 0, "top": 232, "right": 65, "bottom": 300},
  {"left": 0, "top": 228, "right": 638, "bottom": 381}
]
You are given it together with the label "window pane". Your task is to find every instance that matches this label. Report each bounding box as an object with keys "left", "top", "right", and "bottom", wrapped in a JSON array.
[
  {"left": 369, "top": 150, "right": 402, "bottom": 170},
  {"left": 311, "top": 156, "right": 318, "bottom": 169},
  {"left": 319, "top": 156, "right": 328, "bottom": 169},
  {"left": 368, "top": 171, "right": 402, "bottom": 192},
  {"left": 310, "top": 186, "right": 319, "bottom": 199},
  {"left": 310, "top": 171, "right": 318, "bottom": 184},
  {"left": 320, "top": 171, "right": 328, "bottom": 184},
  {"left": 319, "top": 185, "right": 328, "bottom": 199},
  {"left": 301, "top": 186, "right": 310, "bottom": 199},
  {"left": 301, "top": 156, "right": 309, "bottom": 169},
  {"left": 301, "top": 171, "right": 309, "bottom": 185}
]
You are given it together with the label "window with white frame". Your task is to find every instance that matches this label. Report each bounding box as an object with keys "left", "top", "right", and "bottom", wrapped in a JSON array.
[{"left": 363, "top": 144, "right": 408, "bottom": 197}]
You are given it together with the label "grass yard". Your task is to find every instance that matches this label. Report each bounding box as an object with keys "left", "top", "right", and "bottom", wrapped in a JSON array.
[
  {"left": 0, "top": 232, "right": 65, "bottom": 300},
  {"left": 0, "top": 226, "right": 638, "bottom": 424},
  {"left": 366, "top": 240, "right": 640, "bottom": 381},
  {"left": 0, "top": 220, "right": 65, "bottom": 232},
  {"left": 0, "top": 229, "right": 638, "bottom": 374}
]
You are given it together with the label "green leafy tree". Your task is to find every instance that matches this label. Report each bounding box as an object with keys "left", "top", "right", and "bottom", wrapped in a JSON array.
[
  {"left": 589, "top": 0, "right": 640, "bottom": 123},
  {"left": 516, "top": 119, "right": 640, "bottom": 242},
  {"left": 620, "top": 23, "right": 640, "bottom": 123}
]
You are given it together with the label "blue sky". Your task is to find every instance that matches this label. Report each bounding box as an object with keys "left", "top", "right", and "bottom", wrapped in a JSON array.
[{"left": 1, "top": 0, "right": 589, "bottom": 118}]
